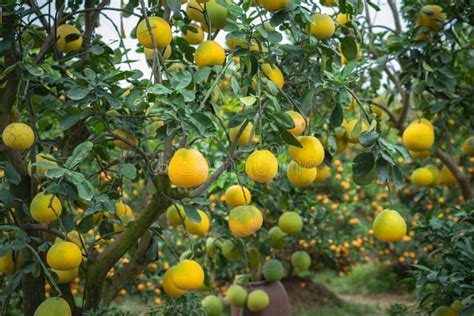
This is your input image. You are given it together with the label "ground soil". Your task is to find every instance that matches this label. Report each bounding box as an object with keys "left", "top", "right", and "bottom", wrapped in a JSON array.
[{"left": 283, "top": 277, "right": 344, "bottom": 311}]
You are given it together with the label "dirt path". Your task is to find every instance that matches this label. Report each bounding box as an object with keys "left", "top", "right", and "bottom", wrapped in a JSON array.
[{"left": 338, "top": 292, "right": 415, "bottom": 310}]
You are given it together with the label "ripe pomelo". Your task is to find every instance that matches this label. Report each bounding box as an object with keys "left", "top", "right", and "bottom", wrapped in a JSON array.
[
  {"left": 2, "top": 122, "right": 35, "bottom": 150},
  {"left": 288, "top": 136, "right": 324, "bottom": 168},
  {"left": 30, "top": 192, "right": 62, "bottom": 224},
  {"left": 228, "top": 205, "right": 263, "bottom": 237},
  {"left": 373, "top": 209, "right": 407, "bottom": 242},
  {"left": 225, "top": 185, "right": 252, "bottom": 208},
  {"left": 185, "top": 209, "right": 210, "bottom": 236},
  {"left": 245, "top": 150, "right": 279, "bottom": 183},
  {"left": 136, "top": 16, "right": 172, "bottom": 49},
  {"left": 287, "top": 160, "right": 317, "bottom": 187},
  {"left": 47, "top": 241, "right": 82, "bottom": 271},
  {"left": 172, "top": 259, "right": 205, "bottom": 290},
  {"left": 168, "top": 148, "right": 209, "bottom": 188},
  {"left": 56, "top": 24, "right": 83, "bottom": 53}
]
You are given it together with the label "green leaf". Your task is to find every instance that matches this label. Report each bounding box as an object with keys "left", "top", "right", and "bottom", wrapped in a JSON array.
[
  {"left": 240, "top": 96, "right": 257, "bottom": 106},
  {"left": 278, "top": 127, "right": 302, "bottom": 148},
  {"left": 67, "top": 86, "right": 92, "bottom": 100},
  {"left": 194, "top": 67, "right": 211, "bottom": 82},
  {"left": 171, "top": 71, "right": 192, "bottom": 90},
  {"left": 183, "top": 205, "right": 201, "bottom": 224},
  {"left": 376, "top": 157, "right": 389, "bottom": 184},
  {"left": 273, "top": 111, "right": 295, "bottom": 130},
  {"left": 148, "top": 84, "right": 172, "bottom": 95},
  {"left": 5, "top": 162, "right": 21, "bottom": 185},
  {"left": 117, "top": 163, "right": 137, "bottom": 180},
  {"left": 340, "top": 37, "right": 358, "bottom": 61},
  {"left": 352, "top": 152, "right": 375, "bottom": 176},
  {"left": 65, "top": 141, "right": 93, "bottom": 169},
  {"left": 359, "top": 130, "right": 379, "bottom": 147},
  {"left": 329, "top": 104, "right": 343, "bottom": 127},
  {"left": 0, "top": 188, "right": 14, "bottom": 208},
  {"left": 24, "top": 63, "right": 43, "bottom": 76}
]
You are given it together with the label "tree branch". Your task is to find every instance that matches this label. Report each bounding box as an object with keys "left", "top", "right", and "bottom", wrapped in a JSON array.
[
  {"left": 102, "top": 231, "right": 153, "bottom": 304},
  {"left": 436, "top": 149, "right": 472, "bottom": 200},
  {"left": 387, "top": 0, "right": 402, "bottom": 34}
]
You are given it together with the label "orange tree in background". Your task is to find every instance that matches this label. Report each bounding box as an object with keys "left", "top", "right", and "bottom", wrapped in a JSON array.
[{"left": 0, "top": 0, "right": 472, "bottom": 314}]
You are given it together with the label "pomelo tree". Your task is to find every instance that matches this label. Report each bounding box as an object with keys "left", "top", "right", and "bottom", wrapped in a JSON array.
[{"left": 0, "top": 0, "right": 472, "bottom": 315}]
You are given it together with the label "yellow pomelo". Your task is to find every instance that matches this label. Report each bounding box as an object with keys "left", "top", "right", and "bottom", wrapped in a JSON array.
[
  {"left": 321, "top": 0, "right": 337, "bottom": 6},
  {"left": 47, "top": 241, "right": 82, "bottom": 271},
  {"left": 288, "top": 136, "right": 325, "bottom": 168},
  {"left": 30, "top": 192, "right": 62, "bottom": 224},
  {"left": 225, "top": 185, "right": 251, "bottom": 208},
  {"left": 315, "top": 165, "right": 330, "bottom": 182},
  {"left": 402, "top": 120, "right": 435, "bottom": 151},
  {"left": 168, "top": 148, "right": 209, "bottom": 188},
  {"left": 260, "top": 0, "right": 288, "bottom": 11},
  {"left": 286, "top": 111, "right": 306, "bottom": 136},
  {"left": 426, "top": 164, "right": 441, "bottom": 186},
  {"left": 171, "top": 259, "right": 205, "bottom": 290},
  {"left": 336, "top": 13, "right": 353, "bottom": 26},
  {"left": 262, "top": 63, "right": 284, "bottom": 89},
  {"left": 2, "top": 123, "right": 35, "bottom": 150},
  {"left": 228, "top": 205, "right": 263, "bottom": 237},
  {"left": 287, "top": 160, "right": 317, "bottom": 187},
  {"left": 410, "top": 150, "right": 430, "bottom": 159},
  {"left": 226, "top": 284, "right": 248, "bottom": 307},
  {"left": 411, "top": 167, "right": 434, "bottom": 187},
  {"left": 345, "top": 119, "right": 368, "bottom": 143},
  {"left": 247, "top": 289, "right": 270, "bottom": 312},
  {"left": 440, "top": 166, "right": 457, "bottom": 185},
  {"left": 195, "top": 40, "right": 226, "bottom": 67},
  {"left": 166, "top": 205, "right": 186, "bottom": 225},
  {"left": 34, "top": 297, "right": 71, "bottom": 316},
  {"left": 182, "top": 24, "right": 204, "bottom": 45},
  {"left": 53, "top": 267, "right": 78, "bottom": 284},
  {"left": 186, "top": 0, "right": 229, "bottom": 30},
  {"left": 229, "top": 122, "right": 254, "bottom": 146},
  {"left": 0, "top": 251, "right": 24, "bottom": 274},
  {"left": 308, "top": 14, "right": 335, "bottom": 40},
  {"left": 163, "top": 266, "right": 187, "bottom": 298},
  {"left": 373, "top": 209, "right": 407, "bottom": 242},
  {"left": 416, "top": 5, "right": 446, "bottom": 32},
  {"left": 66, "top": 230, "right": 84, "bottom": 249},
  {"left": 113, "top": 128, "right": 139, "bottom": 149},
  {"left": 28, "top": 154, "right": 58, "bottom": 176},
  {"left": 56, "top": 24, "right": 83, "bottom": 53},
  {"left": 185, "top": 210, "right": 210, "bottom": 236},
  {"left": 245, "top": 150, "right": 279, "bottom": 183},
  {"left": 116, "top": 202, "right": 133, "bottom": 217},
  {"left": 136, "top": 16, "right": 172, "bottom": 49},
  {"left": 432, "top": 306, "right": 457, "bottom": 316},
  {"left": 462, "top": 136, "right": 474, "bottom": 156},
  {"left": 144, "top": 45, "right": 172, "bottom": 60},
  {"left": 278, "top": 211, "right": 303, "bottom": 234}
]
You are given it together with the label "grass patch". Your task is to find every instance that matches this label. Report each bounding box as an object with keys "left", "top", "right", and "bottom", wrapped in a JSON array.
[
  {"left": 312, "top": 262, "right": 399, "bottom": 295},
  {"left": 296, "top": 301, "right": 381, "bottom": 316}
]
